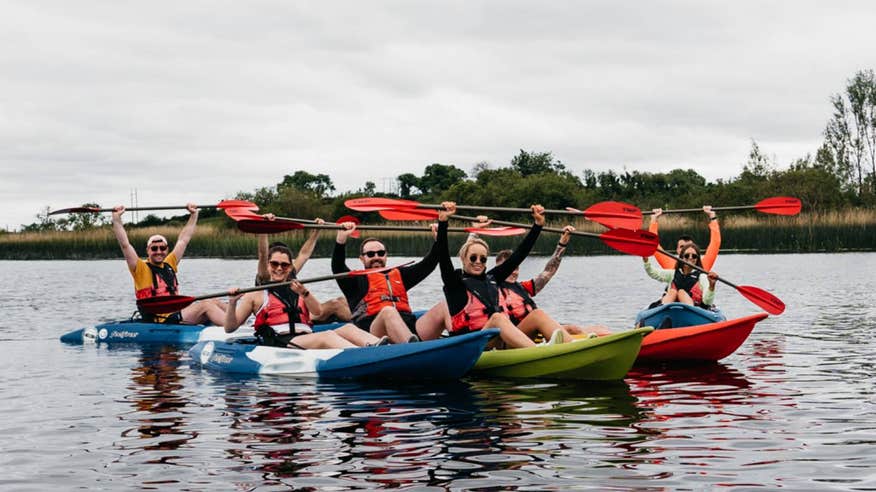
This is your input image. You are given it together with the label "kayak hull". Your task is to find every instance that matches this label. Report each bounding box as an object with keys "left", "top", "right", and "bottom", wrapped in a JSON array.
[
  {"left": 635, "top": 302, "right": 725, "bottom": 329},
  {"left": 471, "top": 328, "right": 652, "bottom": 380},
  {"left": 187, "top": 328, "right": 500, "bottom": 380},
  {"left": 59, "top": 321, "right": 253, "bottom": 345},
  {"left": 638, "top": 312, "right": 768, "bottom": 362}
]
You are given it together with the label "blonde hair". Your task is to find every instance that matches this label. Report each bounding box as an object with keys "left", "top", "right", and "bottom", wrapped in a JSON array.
[{"left": 458, "top": 238, "right": 490, "bottom": 264}]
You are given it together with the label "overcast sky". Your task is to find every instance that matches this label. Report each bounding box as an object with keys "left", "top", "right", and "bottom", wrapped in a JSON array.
[{"left": 2, "top": 1, "right": 875, "bottom": 230}]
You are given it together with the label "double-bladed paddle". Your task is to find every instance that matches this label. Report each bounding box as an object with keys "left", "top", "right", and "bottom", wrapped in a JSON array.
[
  {"left": 223, "top": 208, "right": 526, "bottom": 236},
  {"left": 136, "top": 264, "right": 408, "bottom": 315},
  {"left": 373, "top": 206, "right": 659, "bottom": 257},
  {"left": 49, "top": 199, "right": 258, "bottom": 216},
  {"left": 655, "top": 250, "right": 785, "bottom": 315}
]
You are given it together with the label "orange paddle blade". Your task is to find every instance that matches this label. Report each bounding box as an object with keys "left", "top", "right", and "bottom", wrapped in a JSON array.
[
  {"left": 236, "top": 219, "right": 304, "bottom": 233},
  {"left": 345, "top": 197, "right": 422, "bottom": 211},
  {"left": 598, "top": 228, "right": 658, "bottom": 256},
  {"left": 737, "top": 285, "right": 785, "bottom": 315},
  {"left": 378, "top": 208, "right": 440, "bottom": 221}
]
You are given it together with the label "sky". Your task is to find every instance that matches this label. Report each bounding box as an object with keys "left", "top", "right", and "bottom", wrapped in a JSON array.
[{"left": 2, "top": 1, "right": 875, "bottom": 230}]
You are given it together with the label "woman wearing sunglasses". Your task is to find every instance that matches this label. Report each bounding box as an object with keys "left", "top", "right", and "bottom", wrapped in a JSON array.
[
  {"left": 224, "top": 243, "right": 387, "bottom": 349},
  {"left": 436, "top": 202, "right": 572, "bottom": 348},
  {"left": 643, "top": 243, "right": 719, "bottom": 308},
  {"left": 111, "top": 203, "right": 227, "bottom": 325}
]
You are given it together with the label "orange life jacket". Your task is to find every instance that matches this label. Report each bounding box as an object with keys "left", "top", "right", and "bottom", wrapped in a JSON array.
[
  {"left": 449, "top": 276, "right": 500, "bottom": 334},
  {"left": 254, "top": 287, "right": 312, "bottom": 335},
  {"left": 354, "top": 269, "right": 412, "bottom": 321},
  {"left": 499, "top": 281, "right": 537, "bottom": 324}
]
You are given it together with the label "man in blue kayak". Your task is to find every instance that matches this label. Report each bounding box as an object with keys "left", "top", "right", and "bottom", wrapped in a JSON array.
[
  {"left": 332, "top": 223, "right": 445, "bottom": 343},
  {"left": 111, "top": 204, "right": 226, "bottom": 324}
]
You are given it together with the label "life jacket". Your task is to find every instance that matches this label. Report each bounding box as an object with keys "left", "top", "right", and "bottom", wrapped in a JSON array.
[
  {"left": 672, "top": 269, "right": 705, "bottom": 305},
  {"left": 449, "top": 275, "right": 501, "bottom": 335},
  {"left": 352, "top": 269, "right": 412, "bottom": 321},
  {"left": 499, "top": 281, "right": 538, "bottom": 324},
  {"left": 253, "top": 286, "right": 312, "bottom": 337},
  {"left": 135, "top": 262, "right": 179, "bottom": 300}
]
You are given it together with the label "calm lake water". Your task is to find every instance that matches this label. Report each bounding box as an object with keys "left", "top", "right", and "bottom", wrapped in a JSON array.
[{"left": 1, "top": 253, "right": 875, "bottom": 490}]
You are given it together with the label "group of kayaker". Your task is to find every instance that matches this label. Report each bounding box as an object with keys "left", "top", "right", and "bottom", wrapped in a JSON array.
[{"left": 109, "top": 199, "right": 723, "bottom": 351}]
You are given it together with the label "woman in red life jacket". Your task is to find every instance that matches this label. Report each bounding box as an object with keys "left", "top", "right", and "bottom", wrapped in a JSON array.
[
  {"left": 643, "top": 242, "right": 719, "bottom": 308},
  {"left": 435, "top": 202, "right": 572, "bottom": 348},
  {"left": 224, "top": 244, "right": 386, "bottom": 348}
]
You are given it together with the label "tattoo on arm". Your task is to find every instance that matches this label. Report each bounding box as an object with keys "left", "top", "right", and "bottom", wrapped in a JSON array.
[{"left": 533, "top": 247, "right": 564, "bottom": 293}]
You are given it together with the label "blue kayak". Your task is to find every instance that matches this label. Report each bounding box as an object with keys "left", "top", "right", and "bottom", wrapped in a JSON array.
[
  {"left": 188, "top": 328, "right": 500, "bottom": 380},
  {"left": 635, "top": 302, "right": 725, "bottom": 329},
  {"left": 60, "top": 318, "right": 353, "bottom": 345}
]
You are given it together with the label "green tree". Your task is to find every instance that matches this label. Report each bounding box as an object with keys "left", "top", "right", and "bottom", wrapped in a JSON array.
[
  {"left": 278, "top": 170, "right": 335, "bottom": 197},
  {"left": 397, "top": 173, "right": 420, "bottom": 198},
  {"left": 418, "top": 163, "right": 466, "bottom": 195},
  {"left": 823, "top": 69, "right": 876, "bottom": 195},
  {"left": 510, "top": 149, "right": 565, "bottom": 176},
  {"left": 66, "top": 203, "right": 108, "bottom": 231}
]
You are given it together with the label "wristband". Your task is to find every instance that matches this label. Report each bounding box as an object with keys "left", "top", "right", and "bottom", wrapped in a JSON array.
[
  {"left": 302, "top": 290, "right": 310, "bottom": 297},
  {"left": 557, "top": 241, "right": 568, "bottom": 248},
  {"left": 709, "top": 216, "right": 718, "bottom": 221}
]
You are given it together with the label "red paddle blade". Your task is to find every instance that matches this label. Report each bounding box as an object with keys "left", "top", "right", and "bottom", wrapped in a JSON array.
[
  {"left": 378, "top": 208, "right": 440, "bottom": 221},
  {"left": 464, "top": 226, "right": 526, "bottom": 236},
  {"left": 236, "top": 219, "right": 304, "bottom": 233},
  {"left": 599, "top": 228, "right": 658, "bottom": 256},
  {"left": 48, "top": 206, "right": 101, "bottom": 215},
  {"left": 345, "top": 197, "right": 422, "bottom": 212},
  {"left": 755, "top": 196, "right": 801, "bottom": 216},
  {"left": 224, "top": 207, "right": 264, "bottom": 220},
  {"left": 137, "top": 295, "right": 196, "bottom": 315},
  {"left": 737, "top": 285, "right": 785, "bottom": 315},
  {"left": 216, "top": 199, "right": 258, "bottom": 210},
  {"left": 583, "top": 201, "right": 643, "bottom": 230},
  {"left": 336, "top": 215, "right": 361, "bottom": 238}
]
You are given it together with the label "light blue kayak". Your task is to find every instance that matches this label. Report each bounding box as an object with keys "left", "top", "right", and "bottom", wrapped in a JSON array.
[
  {"left": 635, "top": 302, "right": 725, "bottom": 329},
  {"left": 188, "top": 328, "right": 500, "bottom": 380}
]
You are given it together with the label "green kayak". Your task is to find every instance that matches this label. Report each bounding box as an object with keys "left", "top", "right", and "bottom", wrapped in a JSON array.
[{"left": 471, "top": 327, "right": 653, "bottom": 380}]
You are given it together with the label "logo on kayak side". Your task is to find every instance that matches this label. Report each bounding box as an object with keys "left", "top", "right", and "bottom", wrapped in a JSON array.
[
  {"left": 108, "top": 330, "right": 138, "bottom": 339},
  {"left": 200, "top": 342, "right": 214, "bottom": 365},
  {"left": 98, "top": 328, "right": 108, "bottom": 340},
  {"left": 83, "top": 327, "right": 98, "bottom": 343}
]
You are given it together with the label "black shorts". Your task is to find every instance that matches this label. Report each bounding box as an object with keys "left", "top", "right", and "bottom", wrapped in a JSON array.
[
  {"left": 354, "top": 311, "right": 417, "bottom": 333},
  {"left": 140, "top": 311, "right": 183, "bottom": 324}
]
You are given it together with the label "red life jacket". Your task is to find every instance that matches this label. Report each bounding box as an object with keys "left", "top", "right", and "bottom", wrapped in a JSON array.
[
  {"left": 672, "top": 269, "right": 705, "bottom": 305},
  {"left": 254, "top": 287, "right": 312, "bottom": 335},
  {"left": 499, "top": 281, "right": 537, "bottom": 324},
  {"left": 354, "top": 269, "right": 412, "bottom": 321},
  {"left": 449, "top": 276, "right": 501, "bottom": 334},
  {"left": 136, "top": 262, "right": 179, "bottom": 300}
]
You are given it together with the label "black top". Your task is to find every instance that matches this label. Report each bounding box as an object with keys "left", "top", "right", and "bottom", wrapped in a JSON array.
[
  {"left": 438, "top": 220, "right": 543, "bottom": 315},
  {"left": 331, "top": 239, "right": 440, "bottom": 309}
]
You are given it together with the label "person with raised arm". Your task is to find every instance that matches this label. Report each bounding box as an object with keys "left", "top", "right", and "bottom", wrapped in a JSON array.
[
  {"left": 111, "top": 203, "right": 226, "bottom": 325},
  {"left": 434, "top": 202, "right": 571, "bottom": 348},
  {"left": 649, "top": 205, "right": 721, "bottom": 270}
]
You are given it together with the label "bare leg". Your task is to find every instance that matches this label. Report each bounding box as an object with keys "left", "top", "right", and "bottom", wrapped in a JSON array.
[
  {"left": 564, "top": 324, "right": 612, "bottom": 336},
  {"left": 416, "top": 301, "right": 451, "bottom": 341},
  {"left": 515, "top": 309, "right": 568, "bottom": 342},
  {"left": 333, "top": 323, "right": 380, "bottom": 347},
  {"left": 676, "top": 290, "right": 694, "bottom": 306},
  {"left": 311, "top": 296, "right": 352, "bottom": 323},
  {"left": 662, "top": 288, "right": 679, "bottom": 304},
  {"left": 290, "top": 331, "right": 356, "bottom": 349},
  {"left": 181, "top": 301, "right": 227, "bottom": 325},
  {"left": 484, "top": 313, "right": 536, "bottom": 348},
  {"left": 369, "top": 306, "right": 415, "bottom": 343}
]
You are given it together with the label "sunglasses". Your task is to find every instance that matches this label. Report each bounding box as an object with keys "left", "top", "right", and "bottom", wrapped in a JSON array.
[
  {"left": 468, "top": 254, "right": 488, "bottom": 264},
  {"left": 682, "top": 253, "right": 699, "bottom": 259},
  {"left": 362, "top": 250, "right": 386, "bottom": 258},
  {"left": 269, "top": 260, "right": 292, "bottom": 269},
  {"left": 149, "top": 245, "right": 168, "bottom": 252}
]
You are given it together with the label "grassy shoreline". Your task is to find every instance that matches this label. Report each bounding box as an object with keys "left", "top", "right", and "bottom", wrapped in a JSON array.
[{"left": 1, "top": 210, "right": 875, "bottom": 260}]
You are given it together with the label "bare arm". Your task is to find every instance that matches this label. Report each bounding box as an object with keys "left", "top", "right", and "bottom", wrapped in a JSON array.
[
  {"left": 257, "top": 234, "right": 270, "bottom": 283},
  {"left": 111, "top": 205, "right": 139, "bottom": 271},
  {"left": 171, "top": 203, "right": 199, "bottom": 260},
  {"left": 293, "top": 218, "right": 324, "bottom": 274},
  {"left": 290, "top": 280, "right": 322, "bottom": 319},
  {"left": 532, "top": 225, "right": 572, "bottom": 294},
  {"left": 225, "top": 290, "right": 257, "bottom": 333}
]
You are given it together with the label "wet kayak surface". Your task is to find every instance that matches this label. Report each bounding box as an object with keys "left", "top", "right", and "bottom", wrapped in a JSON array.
[{"left": 1, "top": 254, "right": 874, "bottom": 490}]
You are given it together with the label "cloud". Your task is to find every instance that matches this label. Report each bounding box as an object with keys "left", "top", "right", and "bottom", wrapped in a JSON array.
[{"left": 2, "top": 1, "right": 874, "bottom": 229}]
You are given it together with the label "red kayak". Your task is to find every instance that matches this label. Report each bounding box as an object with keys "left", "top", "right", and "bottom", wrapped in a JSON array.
[{"left": 637, "top": 311, "right": 769, "bottom": 362}]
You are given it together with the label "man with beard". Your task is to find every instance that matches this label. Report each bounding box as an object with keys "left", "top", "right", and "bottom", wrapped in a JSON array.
[{"left": 332, "top": 223, "right": 443, "bottom": 343}]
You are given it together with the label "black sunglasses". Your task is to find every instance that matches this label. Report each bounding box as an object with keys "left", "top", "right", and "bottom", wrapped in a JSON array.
[
  {"left": 363, "top": 250, "right": 386, "bottom": 258},
  {"left": 682, "top": 253, "right": 699, "bottom": 259},
  {"left": 150, "top": 245, "right": 168, "bottom": 252},
  {"left": 269, "top": 260, "right": 292, "bottom": 269},
  {"left": 468, "top": 254, "right": 488, "bottom": 264}
]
